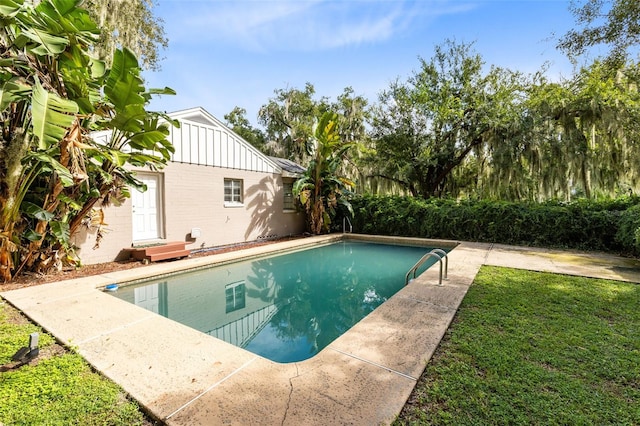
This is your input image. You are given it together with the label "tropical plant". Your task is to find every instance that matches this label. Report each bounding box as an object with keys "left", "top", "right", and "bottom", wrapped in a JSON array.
[
  {"left": 293, "top": 112, "right": 355, "bottom": 234},
  {"left": 0, "top": 0, "right": 176, "bottom": 282}
]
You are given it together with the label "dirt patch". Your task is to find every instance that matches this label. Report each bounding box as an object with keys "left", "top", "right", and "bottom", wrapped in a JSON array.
[{"left": 1, "top": 236, "right": 307, "bottom": 291}]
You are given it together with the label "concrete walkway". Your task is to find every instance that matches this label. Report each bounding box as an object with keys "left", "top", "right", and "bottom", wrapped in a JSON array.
[{"left": 1, "top": 237, "right": 639, "bottom": 425}]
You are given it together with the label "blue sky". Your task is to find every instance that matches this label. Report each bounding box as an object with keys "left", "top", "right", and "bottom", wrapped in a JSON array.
[{"left": 143, "top": 0, "right": 580, "bottom": 126}]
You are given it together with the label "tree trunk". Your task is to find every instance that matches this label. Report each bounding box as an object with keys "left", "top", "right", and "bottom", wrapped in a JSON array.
[{"left": 0, "top": 125, "right": 31, "bottom": 282}]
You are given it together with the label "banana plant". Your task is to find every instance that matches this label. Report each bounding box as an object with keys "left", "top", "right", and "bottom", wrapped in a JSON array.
[
  {"left": 293, "top": 112, "right": 355, "bottom": 234},
  {"left": 0, "top": 0, "right": 176, "bottom": 281}
]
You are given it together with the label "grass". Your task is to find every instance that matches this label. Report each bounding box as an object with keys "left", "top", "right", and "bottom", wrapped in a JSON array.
[
  {"left": 396, "top": 266, "right": 640, "bottom": 425},
  {"left": 0, "top": 300, "right": 149, "bottom": 426}
]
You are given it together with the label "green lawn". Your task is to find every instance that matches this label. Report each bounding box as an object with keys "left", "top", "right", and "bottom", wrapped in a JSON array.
[
  {"left": 396, "top": 266, "right": 640, "bottom": 425},
  {"left": 0, "top": 300, "right": 148, "bottom": 426}
]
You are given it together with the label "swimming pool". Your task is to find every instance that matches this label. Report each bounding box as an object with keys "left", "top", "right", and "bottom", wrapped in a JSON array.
[{"left": 111, "top": 240, "right": 443, "bottom": 363}]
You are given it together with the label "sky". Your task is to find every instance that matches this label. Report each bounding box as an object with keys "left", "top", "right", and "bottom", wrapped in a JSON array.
[{"left": 143, "top": 0, "right": 581, "bottom": 127}]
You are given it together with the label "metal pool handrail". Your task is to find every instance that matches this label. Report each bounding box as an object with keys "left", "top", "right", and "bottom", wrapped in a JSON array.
[
  {"left": 405, "top": 249, "right": 449, "bottom": 286},
  {"left": 342, "top": 216, "right": 353, "bottom": 233},
  {"left": 429, "top": 248, "right": 448, "bottom": 279}
]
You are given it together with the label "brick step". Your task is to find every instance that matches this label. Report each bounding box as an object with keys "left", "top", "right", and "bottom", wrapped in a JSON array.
[{"left": 148, "top": 249, "right": 191, "bottom": 262}]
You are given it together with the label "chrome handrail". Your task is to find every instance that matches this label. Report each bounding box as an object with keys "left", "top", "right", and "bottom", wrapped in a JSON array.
[
  {"left": 405, "top": 249, "right": 448, "bottom": 286},
  {"left": 342, "top": 216, "right": 353, "bottom": 233},
  {"left": 429, "top": 248, "right": 448, "bottom": 280}
]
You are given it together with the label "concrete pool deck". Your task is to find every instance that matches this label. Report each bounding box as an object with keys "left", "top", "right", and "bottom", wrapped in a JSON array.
[{"left": 2, "top": 235, "right": 640, "bottom": 425}]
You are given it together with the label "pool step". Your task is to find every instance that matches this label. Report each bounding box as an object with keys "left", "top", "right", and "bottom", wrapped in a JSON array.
[{"left": 129, "top": 241, "right": 190, "bottom": 263}]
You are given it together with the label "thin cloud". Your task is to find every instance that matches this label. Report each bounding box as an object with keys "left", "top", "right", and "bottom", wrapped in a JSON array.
[{"left": 164, "top": 0, "right": 477, "bottom": 52}]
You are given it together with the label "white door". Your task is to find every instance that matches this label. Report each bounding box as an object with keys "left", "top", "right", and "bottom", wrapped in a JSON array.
[
  {"left": 134, "top": 284, "right": 160, "bottom": 313},
  {"left": 132, "top": 174, "right": 162, "bottom": 241}
]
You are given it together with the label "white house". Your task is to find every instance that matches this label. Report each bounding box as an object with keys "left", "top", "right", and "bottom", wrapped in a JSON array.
[{"left": 71, "top": 107, "right": 306, "bottom": 265}]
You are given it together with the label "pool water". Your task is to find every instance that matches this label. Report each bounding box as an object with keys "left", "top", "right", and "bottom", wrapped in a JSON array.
[{"left": 111, "top": 241, "right": 441, "bottom": 363}]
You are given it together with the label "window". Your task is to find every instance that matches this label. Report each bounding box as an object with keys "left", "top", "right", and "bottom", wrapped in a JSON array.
[
  {"left": 224, "top": 179, "right": 243, "bottom": 205},
  {"left": 225, "top": 281, "right": 246, "bottom": 313},
  {"left": 283, "top": 181, "right": 295, "bottom": 211}
]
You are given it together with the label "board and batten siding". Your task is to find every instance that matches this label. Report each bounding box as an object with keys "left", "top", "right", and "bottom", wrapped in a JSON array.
[
  {"left": 170, "top": 119, "right": 277, "bottom": 173},
  {"left": 89, "top": 108, "right": 279, "bottom": 175}
]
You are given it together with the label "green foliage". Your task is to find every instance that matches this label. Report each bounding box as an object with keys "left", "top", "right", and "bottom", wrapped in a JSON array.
[
  {"left": 82, "top": 0, "right": 167, "bottom": 71},
  {"left": 558, "top": 0, "right": 640, "bottom": 67},
  {"left": 366, "top": 43, "right": 640, "bottom": 202},
  {"left": 257, "top": 83, "right": 368, "bottom": 172},
  {"left": 396, "top": 266, "right": 640, "bottom": 425},
  {"left": 615, "top": 204, "right": 640, "bottom": 253},
  {"left": 0, "top": 0, "right": 176, "bottom": 281},
  {"left": 258, "top": 82, "right": 327, "bottom": 163},
  {"left": 351, "top": 195, "right": 640, "bottom": 254},
  {"left": 0, "top": 302, "right": 145, "bottom": 425},
  {"left": 368, "top": 40, "right": 527, "bottom": 198},
  {"left": 224, "top": 106, "right": 267, "bottom": 151},
  {"left": 293, "top": 111, "right": 355, "bottom": 234}
]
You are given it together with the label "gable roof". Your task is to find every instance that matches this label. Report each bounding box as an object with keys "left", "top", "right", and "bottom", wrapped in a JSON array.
[{"left": 166, "top": 107, "right": 281, "bottom": 174}]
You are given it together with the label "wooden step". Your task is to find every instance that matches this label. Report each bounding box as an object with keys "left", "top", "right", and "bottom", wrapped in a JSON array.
[
  {"left": 148, "top": 249, "right": 191, "bottom": 262},
  {"left": 143, "top": 241, "right": 186, "bottom": 255},
  {"left": 128, "top": 242, "right": 189, "bottom": 262}
]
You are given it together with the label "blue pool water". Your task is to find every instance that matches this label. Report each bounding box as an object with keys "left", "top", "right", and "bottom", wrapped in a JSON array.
[{"left": 111, "top": 241, "right": 441, "bottom": 363}]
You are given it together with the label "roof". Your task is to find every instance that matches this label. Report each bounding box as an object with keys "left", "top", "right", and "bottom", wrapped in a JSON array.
[{"left": 268, "top": 157, "right": 306, "bottom": 178}]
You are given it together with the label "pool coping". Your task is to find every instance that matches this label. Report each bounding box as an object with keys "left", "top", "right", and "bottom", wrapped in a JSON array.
[{"left": 2, "top": 235, "right": 639, "bottom": 425}]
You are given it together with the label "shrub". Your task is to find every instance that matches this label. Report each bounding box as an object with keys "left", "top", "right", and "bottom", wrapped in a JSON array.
[
  {"left": 615, "top": 204, "right": 640, "bottom": 256},
  {"left": 350, "top": 195, "right": 640, "bottom": 254}
]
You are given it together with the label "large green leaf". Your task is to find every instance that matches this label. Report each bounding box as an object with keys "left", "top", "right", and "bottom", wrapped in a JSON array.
[
  {"left": 34, "top": 0, "right": 98, "bottom": 41},
  {"left": 58, "top": 45, "right": 104, "bottom": 112},
  {"left": 108, "top": 104, "right": 146, "bottom": 133},
  {"left": 0, "top": 79, "right": 30, "bottom": 111},
  {"left": 21, "top": 201, "right": 55, "bottom": 221},
  {"left": 104, "top": 148, "right": 130, "bottom": 167},
  {"left": 22, "top": 229, "right": 43, "bottom": 242},
  {"left": 25, "top": 151, "right": 74, "bottom": 187},
  {"left": 128, "top": 120, "right": 173, "bottom": 152},
  {"left": 0, "top": 0, "right": 22, "bottom": 17},
  {"left": 31, "top": 78, "right": 79, "bottom": 149},
  {"left": 57, "top": 193, "right": 82, "bottom": 211},
  {"left": 147, "top": 86, "right": 177, "bottom": 96},
  {"left": 50, "top": 220, "right": 70, "bottom": 247},
  {"left": 127, "top": 152, "right": 164, "bottom": 167},
  {"left": 19, "top": 27, "right": 69, "bottom": 55},
  {"left": 104, "top": 48, "right": 145, "bottom": 110}
]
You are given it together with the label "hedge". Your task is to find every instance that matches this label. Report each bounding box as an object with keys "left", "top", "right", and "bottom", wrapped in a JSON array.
[{"left": 349, "top": 195, "right": 640, "bottom": 255}]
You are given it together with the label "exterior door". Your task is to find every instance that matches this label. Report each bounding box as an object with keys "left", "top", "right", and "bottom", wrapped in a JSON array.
[{"left": 132, "top": 174, "right": 162, "bottom": 241}]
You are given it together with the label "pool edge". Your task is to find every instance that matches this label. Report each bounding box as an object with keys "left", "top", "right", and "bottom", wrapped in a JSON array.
[{"left": 1, "top": 236, "right": 481, "bottom": 426}]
